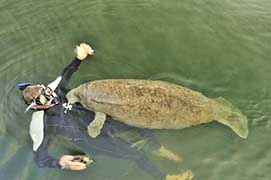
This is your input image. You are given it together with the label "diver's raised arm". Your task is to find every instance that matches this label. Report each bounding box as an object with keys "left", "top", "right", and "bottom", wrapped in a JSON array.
[
  {"left": 18, "top": 43, "right": 94, "bottom": 112},
  {"left": 60, "top": 43, "right": 94, "bottom": 88}
]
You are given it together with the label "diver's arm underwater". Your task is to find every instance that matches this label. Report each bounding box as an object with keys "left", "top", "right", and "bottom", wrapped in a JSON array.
[
  {"left": 33, "top": 135, "right": 61, "bottom": 169},
  {"left": 49, "top": 43, "right": 95, "bottom": 98},
  {"left": 34, "top": 135, "right": 92, "bottom": 170}
]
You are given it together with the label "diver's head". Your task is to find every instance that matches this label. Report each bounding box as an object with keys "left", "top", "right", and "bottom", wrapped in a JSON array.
[{"left": 20, "top": 84, "right": 55, "bottom": 111}]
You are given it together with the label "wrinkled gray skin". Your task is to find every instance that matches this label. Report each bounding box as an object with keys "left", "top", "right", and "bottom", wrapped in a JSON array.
[{"left": 67, "top": 79, "right": 248, "bottom": 138}]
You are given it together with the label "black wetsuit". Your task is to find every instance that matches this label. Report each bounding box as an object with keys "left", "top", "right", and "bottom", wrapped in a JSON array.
[{"left": 33, "top": 58, "right": 164, "bottom": 180}]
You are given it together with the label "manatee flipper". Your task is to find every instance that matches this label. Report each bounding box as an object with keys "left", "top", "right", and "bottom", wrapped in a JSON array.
[
  {"left": 87, "top": 111, "right": 107, "bottom": 138},
  {"left": 212, "top": 97, "right": 248, "bottom": 138}
]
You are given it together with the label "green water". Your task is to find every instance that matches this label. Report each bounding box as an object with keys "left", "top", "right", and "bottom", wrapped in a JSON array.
[{"left": 0, "top": 0, "right": 271, "bottom": 179}]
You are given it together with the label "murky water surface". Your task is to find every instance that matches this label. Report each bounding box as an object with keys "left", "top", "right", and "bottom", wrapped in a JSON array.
[{"left": 0, "top": 0, "right": 271, "bottom": 179}]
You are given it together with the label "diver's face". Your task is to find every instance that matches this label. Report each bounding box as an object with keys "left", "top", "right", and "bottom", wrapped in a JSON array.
[
  {"left": 31, "top": 84, "right": 54, "bottom": 110},
  {"left": 35, "top": 85, "right": 53, "bottom": 104}
]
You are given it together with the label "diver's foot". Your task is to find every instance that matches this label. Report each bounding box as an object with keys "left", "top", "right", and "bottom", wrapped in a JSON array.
[
  {"left": 165, "top": 170, "right": 194, "bottom": 180},
  {"left": 153, "top": 146, "right": 182, "bottom": 162}
]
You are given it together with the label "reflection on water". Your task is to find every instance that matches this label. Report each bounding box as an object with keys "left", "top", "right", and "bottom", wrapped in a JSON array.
[{"left": 0, "top": 0, "right": 271, "bottom": 179}]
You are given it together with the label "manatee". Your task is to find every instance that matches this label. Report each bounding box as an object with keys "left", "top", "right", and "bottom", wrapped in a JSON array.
[{"left": 67, "top": 79, "right": 248, "bottom": 138}]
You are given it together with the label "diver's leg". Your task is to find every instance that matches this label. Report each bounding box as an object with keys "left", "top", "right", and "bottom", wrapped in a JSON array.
[
  {"left": 102, "top": 122, "right": 181, "bottom": 163},
  {"left": 138, "top": 129, "right": 161, "bottom": 149},
  {"left": 102, "top": 117, "right": 133, "bottom": 135},
  {"left": 104, "top": 137, "right": 165, "bottom": 180},
  {"left": 103, "top": 120, "right": 160, "bottom": 148},
  {"left": 80, "top": 136, "right": 165, "bottom": 180},
  {"left": 138, "top": 129, "right": 182, "bottom": 162}
]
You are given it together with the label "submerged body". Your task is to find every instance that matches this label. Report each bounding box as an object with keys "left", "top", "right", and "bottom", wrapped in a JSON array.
[{"left": 67, "top": 79, "right": 248, "bottom": 138}]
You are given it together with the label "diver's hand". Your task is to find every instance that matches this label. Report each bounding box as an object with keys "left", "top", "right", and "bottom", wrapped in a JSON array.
[
  {"left": 81, "top": 43, "right": 94, "bottom": 56},
  {"left": 76, "top": 43, "right": 94, "bottom": 60},
  {"left": 59, "top": 155, "right": 92, "bottom": 171}
]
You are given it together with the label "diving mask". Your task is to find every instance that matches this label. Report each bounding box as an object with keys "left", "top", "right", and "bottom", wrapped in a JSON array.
[{"left": 35, "top": 86, "right": 53, "bottom": 105}]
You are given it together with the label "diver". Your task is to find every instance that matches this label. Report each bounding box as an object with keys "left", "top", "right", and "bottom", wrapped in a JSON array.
[{"left": 17, "top": 43, "right": 177, "bottom": 180}]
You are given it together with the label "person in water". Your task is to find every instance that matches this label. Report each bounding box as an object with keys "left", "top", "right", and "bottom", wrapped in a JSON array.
[{"left": 18, "top": 43, "right": 182, "bottom": 180}]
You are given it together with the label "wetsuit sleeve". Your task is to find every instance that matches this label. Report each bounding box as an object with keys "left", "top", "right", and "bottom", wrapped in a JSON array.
[
  {"left": 59, "top": 58, "right": 82, "bottom": 90},
  {"left": 33, "top": 136, "right": 61, "bottom": 169}
]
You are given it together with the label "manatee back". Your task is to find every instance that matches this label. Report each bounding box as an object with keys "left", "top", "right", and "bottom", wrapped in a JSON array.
[{"left": 70, "top": 79, "right": 214, "bottom": 129}]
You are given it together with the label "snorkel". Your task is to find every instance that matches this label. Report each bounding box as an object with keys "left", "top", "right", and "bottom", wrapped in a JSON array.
[
  {"left": 17, "top": 83, "right": 33, "bottom": 90},
  {"left": 25, "top": 102, "right": 36, "bottom": 113}
]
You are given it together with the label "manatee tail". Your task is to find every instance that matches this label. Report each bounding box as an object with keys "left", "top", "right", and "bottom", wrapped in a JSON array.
[{"left": 211, "top": 97, "right": 248, "bottom": 138}]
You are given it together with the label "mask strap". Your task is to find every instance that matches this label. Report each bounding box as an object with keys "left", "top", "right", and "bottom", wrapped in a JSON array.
[{"left": 17, "top": 83, "right": 33, "bottom": 91}]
